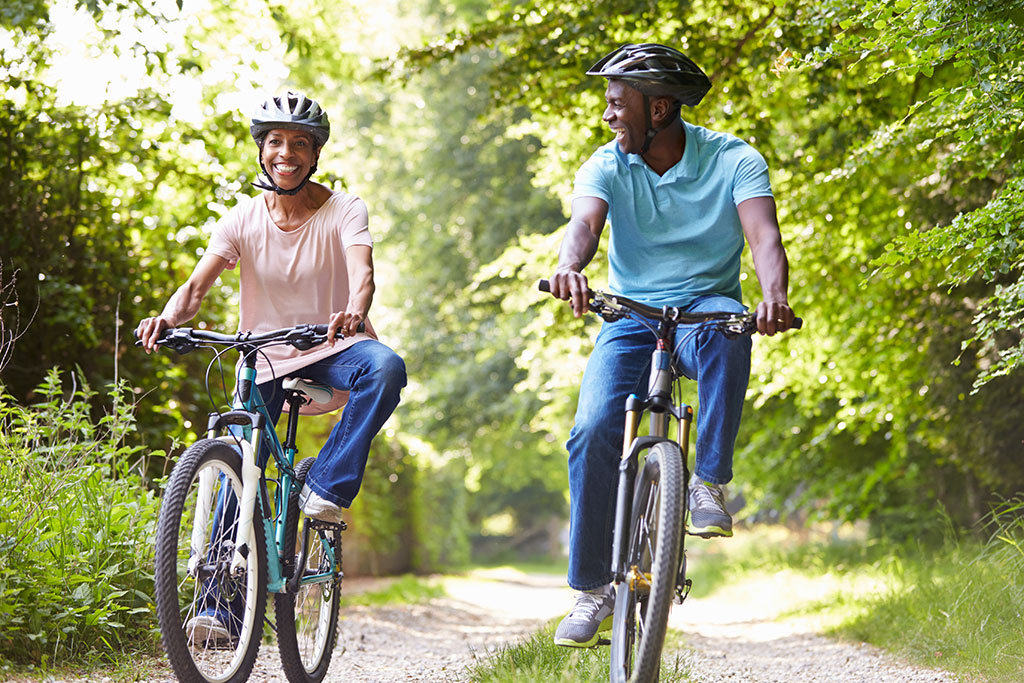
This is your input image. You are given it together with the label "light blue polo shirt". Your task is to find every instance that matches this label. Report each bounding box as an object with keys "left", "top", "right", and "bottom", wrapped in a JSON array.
[{"left": 572, "top": 120, "right": 773, "bottom": 308}]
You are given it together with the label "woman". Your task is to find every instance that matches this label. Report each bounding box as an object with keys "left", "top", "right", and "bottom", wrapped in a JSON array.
[{"left": 137, "top": 91, "right": 406, "bottom": 524}]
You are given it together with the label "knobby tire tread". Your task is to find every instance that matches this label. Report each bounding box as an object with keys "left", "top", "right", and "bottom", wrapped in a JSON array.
[
  {"left": 275, "top": 457, "right": 342, "bottom": 683},
  {"left": 153, "top": 439, "right": 268, "bottom": 683},
  {"left": 609, "top": 441, "right": 684, "bottom": 683}
]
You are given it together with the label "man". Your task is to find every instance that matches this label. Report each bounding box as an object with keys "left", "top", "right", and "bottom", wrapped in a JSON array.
[{"left": 545, "top": 44, "right": 795, "bottom": 647}]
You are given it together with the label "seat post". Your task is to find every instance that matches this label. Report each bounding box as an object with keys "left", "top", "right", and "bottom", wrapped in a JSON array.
[{"left": 283, "top": 391, "right": 303, "bottom": 452}]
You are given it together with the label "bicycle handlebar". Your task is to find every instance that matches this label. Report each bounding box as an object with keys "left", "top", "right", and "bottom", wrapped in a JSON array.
[
  {"left": 134, "top": 322, "right": 366, "bottom": 355},
  {"left": 538, "top": 279, "right": 803, "bottom": 330}
]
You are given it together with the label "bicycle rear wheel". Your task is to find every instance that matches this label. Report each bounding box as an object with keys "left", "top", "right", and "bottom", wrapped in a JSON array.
[
  {"left": 153, "top": 438, "right": 268, "bottom": 683},
  {"left": 275, "top": 457, "right": 342, "bottom": 683},
  {"left": 609, "top": 441, "right": 684, "bottom": 683}
]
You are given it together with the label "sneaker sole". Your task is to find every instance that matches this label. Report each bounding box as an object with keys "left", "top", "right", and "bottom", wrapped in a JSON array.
[
  {"left": 688, "top": 524, "right": 733, "bottom": 538},
  {"left": 553, "top": 615, "right": 613, "bottom": 648}
]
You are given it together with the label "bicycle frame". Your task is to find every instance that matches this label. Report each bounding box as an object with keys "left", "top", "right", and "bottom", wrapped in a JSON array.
[
  {"left": 610, "top": 324, "right": 693, "bottom": 585},
  {"left": 201, "top": 347, "right": 339, "bottom": 594}
]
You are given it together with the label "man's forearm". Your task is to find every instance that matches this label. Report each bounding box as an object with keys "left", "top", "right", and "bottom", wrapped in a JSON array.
[
  {"left": 557, "top": 219, "right": 600, "bottom": 272},
  {"left": 751, "top": 240, "right": 789, "bottom": 303}
]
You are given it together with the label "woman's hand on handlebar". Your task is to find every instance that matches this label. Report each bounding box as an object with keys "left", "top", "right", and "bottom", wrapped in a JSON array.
[
  {"left": 547, "top": 269, "right": 591, "bottom": 318},
  {"left": 327, "top": 309, "right": 365, "bottom": 345},
  {"left": 135, "top": 316, "right": 174, "bottom": 354}
]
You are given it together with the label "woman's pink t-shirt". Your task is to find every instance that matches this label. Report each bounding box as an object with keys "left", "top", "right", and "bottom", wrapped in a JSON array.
[{"left": 205, "top": 190, "right": 376, "bottom": 411}]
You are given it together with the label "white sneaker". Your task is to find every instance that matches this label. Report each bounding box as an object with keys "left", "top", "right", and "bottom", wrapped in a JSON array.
[
  {"left": 186, "top": 614, "right": 232, "bottom": 647},
  {"left": 298, "top": 484, "right": 344, "bottom": 524},
  {"left": 553, "top": 586, "right": 614, "bottom": 647}
]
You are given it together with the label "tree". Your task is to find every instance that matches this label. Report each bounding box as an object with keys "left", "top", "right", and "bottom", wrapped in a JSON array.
[{"left": 391, "top": 0, "right": 1024, "bottom": 530}]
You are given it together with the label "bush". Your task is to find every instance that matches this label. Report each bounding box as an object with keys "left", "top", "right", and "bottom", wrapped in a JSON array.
[{"left": 0, "top": 369, "right": 160, "bottom": 667}]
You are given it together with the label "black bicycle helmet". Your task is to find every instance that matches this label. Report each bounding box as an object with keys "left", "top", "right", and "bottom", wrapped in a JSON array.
[
  {"left": 588, "top": 44, "right": 711, "bottom": 155},
  {"left": 586, "top": 43, "right": 712, "bottom": 107},
  {"left": 250, "top": 92, "right": 330, "bottom": 195}
]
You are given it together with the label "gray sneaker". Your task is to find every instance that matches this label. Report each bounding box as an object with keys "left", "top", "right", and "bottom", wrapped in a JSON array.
[
  {"left": 553, "top": 588, "right": 614, "bottom": 647},
  {"left": 299, "top": 484, "right": 344, "bottom": 524},
  {"left": 688, "top": 474, "right": 733, "bottom": 537}
]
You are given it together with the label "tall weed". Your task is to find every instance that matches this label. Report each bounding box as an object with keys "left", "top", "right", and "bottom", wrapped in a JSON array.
[{"left": 0, "top": 369, "right": 161, "bottom": 667}]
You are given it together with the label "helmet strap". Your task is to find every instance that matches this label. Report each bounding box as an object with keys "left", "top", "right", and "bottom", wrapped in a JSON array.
[
  {"left": 251, "top": 147, "right": 318, "bottom": 195},
  {"left": 639, "top": 94, "right": 678, "bottom": 156},
  {"left": 640, "top": 94, "right": 657, "bottom": 155}
]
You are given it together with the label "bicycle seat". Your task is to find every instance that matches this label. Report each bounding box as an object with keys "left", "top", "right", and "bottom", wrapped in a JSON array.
[{"left": 282, "top": 378, "right": 335, "bottom": 405}]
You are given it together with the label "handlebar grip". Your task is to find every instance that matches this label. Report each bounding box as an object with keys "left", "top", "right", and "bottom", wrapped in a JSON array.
[
  {"left": 538, "top": 279, "right": 550, "bottom": 293},
  {"left": 312, "top": 322, "right": 367, "bottom": 337}
]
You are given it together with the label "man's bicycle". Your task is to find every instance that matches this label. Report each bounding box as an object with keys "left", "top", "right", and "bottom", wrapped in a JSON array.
[
  {"left": 539, "top": 280, "right": 800, "bottom": 683},
  {"left": 142, "top": 324, "right": 354, "bottom": 683}
]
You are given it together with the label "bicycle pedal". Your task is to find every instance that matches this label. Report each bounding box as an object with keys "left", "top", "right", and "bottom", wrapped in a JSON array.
[
  {"left": 596, "top": 638, "right": 611, "bottom": 647},
  {"left": 308, "top": 518, "right": 347, "bottom": 532}
]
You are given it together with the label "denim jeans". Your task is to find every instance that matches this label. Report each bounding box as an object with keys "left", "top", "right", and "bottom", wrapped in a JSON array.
[
  {"left": 565, "top": 295, "right": 751, "bottom": 590},
  {"left": 252, "top": 339, "right": 407, "bottom": 508}
]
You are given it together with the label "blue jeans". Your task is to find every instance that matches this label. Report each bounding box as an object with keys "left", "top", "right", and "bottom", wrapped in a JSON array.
[
  {"left": 565, "top": 295, "right": 751, "bottom": 590},
  {"left": 253, "top": 339, "right": 407, "bottom": 508}
]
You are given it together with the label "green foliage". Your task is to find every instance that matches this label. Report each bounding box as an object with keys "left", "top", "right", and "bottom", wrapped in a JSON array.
[
  {"left": 0, "top": 370, "right": 160, "bottom": 666},
  {"left": 818, "top": 0, "right": 1024, "bottom": 388},
  {"left": 391, "top": 0, "right": 1024, "bottom": 530},
  {"left": 338, "top": 573, "right": 445, "bottom": 607}
]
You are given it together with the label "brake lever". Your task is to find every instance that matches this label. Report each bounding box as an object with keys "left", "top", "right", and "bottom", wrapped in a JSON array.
[
  {"left": 719, "top": 316, "right": 757, "bottom": 339},
  {"left": 155, "top": 328, "right": 199, "bottom": 354}
]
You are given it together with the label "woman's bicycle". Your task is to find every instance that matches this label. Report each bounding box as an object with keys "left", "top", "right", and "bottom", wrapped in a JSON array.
[
  {"left": 539, "top": 280, "right": 800, "bottom": 683},
  {"left": 140, "top": 323, "right": 355, "bottom": 683}
]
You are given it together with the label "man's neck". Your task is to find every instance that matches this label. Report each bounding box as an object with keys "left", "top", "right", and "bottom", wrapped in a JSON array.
[{"left": 641, "top": 120, "right": 686, "bottom": 176}]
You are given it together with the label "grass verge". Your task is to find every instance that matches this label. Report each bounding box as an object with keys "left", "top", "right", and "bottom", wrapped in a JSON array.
[
  {"left": 339, "top": 573, "right": 446, "bottom": 607},
  {"left": 464, "top": 621, "right": 690, "bottom": 683}
]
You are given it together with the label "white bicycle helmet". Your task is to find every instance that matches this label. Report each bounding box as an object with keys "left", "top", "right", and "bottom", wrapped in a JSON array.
[{"left": 249, "top": 92, "right": 330, "bottom": 195}]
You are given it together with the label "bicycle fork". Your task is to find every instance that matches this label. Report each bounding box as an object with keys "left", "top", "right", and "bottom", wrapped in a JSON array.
[{"left": 609, "top": 340, "right": 695, "bottom": 596}]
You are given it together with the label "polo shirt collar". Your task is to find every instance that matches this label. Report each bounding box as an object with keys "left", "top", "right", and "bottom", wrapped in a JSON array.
[{"left": 618, "top": 119, "right": 700, "bottom": 181}]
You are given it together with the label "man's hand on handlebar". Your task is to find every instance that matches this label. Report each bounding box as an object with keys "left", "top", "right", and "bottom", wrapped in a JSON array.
[
  {"left": 754, "top": 300, "right": 797, "bottom": 336},
  {"left": 547, "top": 269, "right": 591, "bottom": 318}
]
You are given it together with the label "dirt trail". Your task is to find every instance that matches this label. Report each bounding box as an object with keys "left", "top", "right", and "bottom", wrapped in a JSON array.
[
  {"left": 279, "top": 568, "right": 960, "bottom": 682},
  {"left": 53, "top": 568, "right": 964, "bottom": 682},
  {"left": 671, "top": 592, "right": 962, "bottom": 682}
]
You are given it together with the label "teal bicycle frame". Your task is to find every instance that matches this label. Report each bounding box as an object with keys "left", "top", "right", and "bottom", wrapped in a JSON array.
[{"left": 207, "top": 346, "right": 340, "bottom": 594}]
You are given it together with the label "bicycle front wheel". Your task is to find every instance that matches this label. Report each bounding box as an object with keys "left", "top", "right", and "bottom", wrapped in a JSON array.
[
  {"left": 609, "top": 441, "right": 684, "bottom": 683},
  {"left": 154, "top": 438, "right": 268, "bottom": 683},
  {"left": 275, "top": 457, "right": 342, "bottom": 683}
]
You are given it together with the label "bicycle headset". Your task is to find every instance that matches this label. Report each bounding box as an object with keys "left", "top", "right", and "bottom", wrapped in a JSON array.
[
  {"left": 586, "top": 43, "right": 712, "bottom": 154},
  {"left": 250, "top": 91, "right": 331, "bottom": 196}
]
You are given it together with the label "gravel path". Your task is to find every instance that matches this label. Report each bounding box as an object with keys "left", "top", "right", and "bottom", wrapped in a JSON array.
[
  {"left": 672, "top": 593, "right": 964, "bottom": 683},
  {"left": 233, "top": 569, "right": 567, "bottom": 683},
  {"left": 53, "top": 568, "right": 967, "bottom": 682},
  {"left": 250, "top": 568, "right": 962, "bottom": 683}
]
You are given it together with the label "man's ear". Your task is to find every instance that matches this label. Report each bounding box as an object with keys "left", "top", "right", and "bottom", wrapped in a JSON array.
[{"left": 650, "top": 96, "right": 676, "bottom": 126}]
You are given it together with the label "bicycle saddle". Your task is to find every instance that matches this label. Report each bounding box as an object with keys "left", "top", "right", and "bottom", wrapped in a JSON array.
[{"left": 282, "top": 378, "right": 334, "bottom": 404}]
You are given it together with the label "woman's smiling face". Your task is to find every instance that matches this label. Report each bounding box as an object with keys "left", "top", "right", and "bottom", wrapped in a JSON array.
[{"left": 260, "top": 128, "right": 319, "bottom": 190}]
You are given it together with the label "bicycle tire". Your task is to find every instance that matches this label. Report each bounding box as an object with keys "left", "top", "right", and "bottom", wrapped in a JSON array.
[
  {"left": 154, "top": 438, "right": 268, "bottom": 683},
  {"left": 275, "top": 457, "right": 342, "bottom": 683},
  {"left": 609, "top": 441, "right": 684, "bottom": 683}
]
